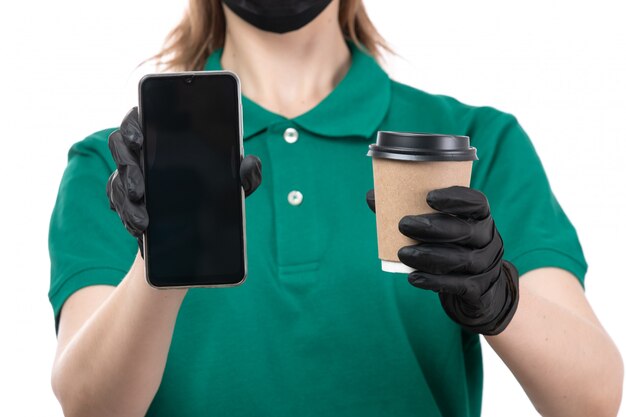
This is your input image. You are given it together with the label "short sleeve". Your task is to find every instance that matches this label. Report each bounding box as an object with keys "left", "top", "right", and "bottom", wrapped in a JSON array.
[
  {"left": 48, "top": 129, "right": 137, "bottom": 331},
  {"left": 469, "top": 110, "right": 588, "bottom": 287}
]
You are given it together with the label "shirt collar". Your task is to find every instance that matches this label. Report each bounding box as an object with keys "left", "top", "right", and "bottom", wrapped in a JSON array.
[{"left": 203, "top": 39, "right": 391, "bottom": 140}]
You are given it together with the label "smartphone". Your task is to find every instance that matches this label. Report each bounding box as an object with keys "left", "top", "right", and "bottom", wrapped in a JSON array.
[{"left": 138, "top": 71, "right": 246, "bottom": 288}]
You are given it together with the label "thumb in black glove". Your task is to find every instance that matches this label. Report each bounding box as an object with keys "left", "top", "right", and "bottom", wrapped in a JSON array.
[
  {"left": 366, "top": 186, "right": 519, "bottom": 335},
  {"left": 106, "top": 106, "right": 263, "bottom": 258}
]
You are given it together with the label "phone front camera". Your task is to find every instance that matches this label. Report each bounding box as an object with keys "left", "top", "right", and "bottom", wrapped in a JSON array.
[{"left": 185, "top": 77, "right": 193, "bottom": 84}]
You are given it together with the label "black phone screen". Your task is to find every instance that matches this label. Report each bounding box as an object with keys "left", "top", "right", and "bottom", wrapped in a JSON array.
[{"left": 139, "top": 72, "right": 245, "bottom": 287}]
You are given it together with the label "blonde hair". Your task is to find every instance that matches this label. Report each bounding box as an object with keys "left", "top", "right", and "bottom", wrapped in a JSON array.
[{"left": 138, "top": 0, "right": 395, "bottom": 72}]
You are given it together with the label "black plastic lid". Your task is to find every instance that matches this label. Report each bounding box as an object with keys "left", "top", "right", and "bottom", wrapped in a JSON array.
[{"left": 367, "top": 131, "right": 478, "bottom": 162}]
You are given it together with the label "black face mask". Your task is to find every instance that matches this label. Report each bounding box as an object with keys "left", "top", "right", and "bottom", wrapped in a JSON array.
[{"left": 222, "top": 0, "right": 333, "bottom": 34}]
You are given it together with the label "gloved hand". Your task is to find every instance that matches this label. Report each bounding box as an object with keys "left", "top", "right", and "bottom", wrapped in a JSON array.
[
  {"left": 366, "top": 186, "right": 519, "bottom": 335},
  {"left": 106, "top": 106, "right": 262, "bottom": 258}
]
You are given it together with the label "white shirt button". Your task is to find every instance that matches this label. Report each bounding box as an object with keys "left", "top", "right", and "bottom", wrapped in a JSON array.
[
  {"left": 283, "top": 127, "right": 299, "bottom": 144},
  {"left": 287, "top": 190, "right": 303, "bottom": 206}
]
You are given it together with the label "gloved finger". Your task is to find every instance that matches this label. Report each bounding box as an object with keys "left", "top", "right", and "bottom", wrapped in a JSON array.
[
  {"left": 240, "top": 154, "right": 262, "bottom": 197},
  {"left": 119, "top": 106, "right": 143, "bottom": 154},
  {"left": 426, "top": 186, "right": 490, "bottom": 220},
  {"left": 107, "top": 170, "right": 126, "bottom": 213},
  {"left": 399, "top": 212, "right": 493, "bottom": 247},
  {"left": 407, "top": 268, "right": 497, "bottom": 298},
  {"left": 397, "top": 240, "right": 501, "bottom": 275},
  {"left": 120, "top": 197, "right": 149, "bottom": 238},
  {"left": 108, "top": 129, "right": 139, "bottom": 168},
  {"left": 366, "top": 189, "right": 375, "bottom": 213},
  {"left": 109, "top": 170, "right": 148, "bottom": 237},
  {"left": 407, "top": 271, "right": 474, "bottom": 296},
  {"left": 109, "top": 128, "right": 145, "bottom": 201},
  {"left": 119, "top": 163, "right": 145, "bottom": 202}
]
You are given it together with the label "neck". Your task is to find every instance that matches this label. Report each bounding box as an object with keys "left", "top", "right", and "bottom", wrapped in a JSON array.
[{"left": 220, "top": 1, "right": 351, "bottom": 119}]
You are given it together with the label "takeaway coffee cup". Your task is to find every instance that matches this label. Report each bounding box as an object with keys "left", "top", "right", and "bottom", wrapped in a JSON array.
[{"left": 367, "top": 132, "right": 478, "bottom": 273}]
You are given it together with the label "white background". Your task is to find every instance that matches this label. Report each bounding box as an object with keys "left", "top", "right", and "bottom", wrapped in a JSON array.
[{"left": 0, "top": 0, "right": 624, "bottom": 415}]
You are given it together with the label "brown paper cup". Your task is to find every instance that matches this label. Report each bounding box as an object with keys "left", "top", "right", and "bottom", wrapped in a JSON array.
[
  {"left": 372, "top": 159, "right": 473, "bottom": 273},
  {"left": 368, "top": 131, "right": 477, "bottom": 273}
]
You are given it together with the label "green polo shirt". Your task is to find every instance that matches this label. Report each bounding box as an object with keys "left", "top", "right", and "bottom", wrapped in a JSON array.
[{"left": 48, "top": 39, "right": 587, "bottom": 417}]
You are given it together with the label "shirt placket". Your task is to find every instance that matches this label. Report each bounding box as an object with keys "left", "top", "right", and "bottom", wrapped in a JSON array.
[{"left": 266, "top": 122, "right": 321, "bottom": 284}]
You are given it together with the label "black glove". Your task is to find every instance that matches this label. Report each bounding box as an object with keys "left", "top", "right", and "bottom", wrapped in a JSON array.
[
  {"left": 366, "top": 186, "right": 519, "bottom": 335},
  {"left": 106, "top": 106, "right": 262, "bottom": 258}
]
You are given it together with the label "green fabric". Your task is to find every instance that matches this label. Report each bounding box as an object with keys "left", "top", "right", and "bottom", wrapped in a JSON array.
[{"left": 48, "top": 39, "right": 587, "bottom": 417}]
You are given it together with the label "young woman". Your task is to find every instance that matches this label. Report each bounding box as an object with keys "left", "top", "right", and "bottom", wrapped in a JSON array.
[{"left": 49, "top": 1, "right": 623, "bottom": 416}]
